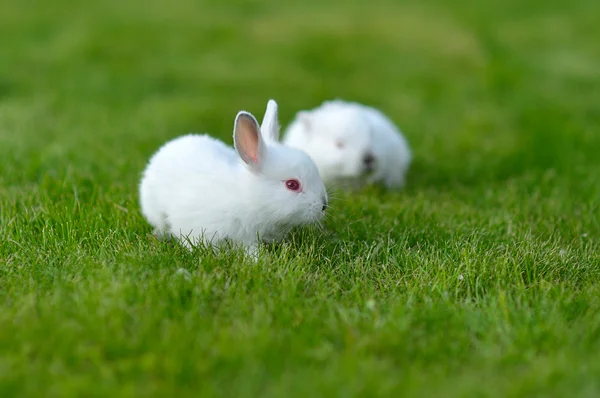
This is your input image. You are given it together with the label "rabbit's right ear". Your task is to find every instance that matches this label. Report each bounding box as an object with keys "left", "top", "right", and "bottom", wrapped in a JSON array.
[
  {"left": 260, "top": 99, "right": 280, "bottom": 142},
  {"left": 234, "top": 112, "right": 266, "bottom": 171}
]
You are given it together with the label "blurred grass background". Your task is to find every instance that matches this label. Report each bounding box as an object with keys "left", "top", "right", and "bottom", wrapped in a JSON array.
[{"left": 1, "top": 0, "right": 599, "bottom": 396}]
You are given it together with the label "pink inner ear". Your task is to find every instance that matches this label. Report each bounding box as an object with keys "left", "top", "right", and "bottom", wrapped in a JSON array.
[{"left": 236, "top": 114, "right": 262, "bottom": 165}]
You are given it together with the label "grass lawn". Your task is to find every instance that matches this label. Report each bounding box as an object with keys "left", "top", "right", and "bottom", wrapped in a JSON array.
[{"left": 1, "top": 0, "right": 599, "bottom": 396}]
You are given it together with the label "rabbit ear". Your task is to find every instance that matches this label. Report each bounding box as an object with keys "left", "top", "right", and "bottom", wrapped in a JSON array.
[
  {"left": 298, "top": 111, "right": 312, "bottom": 131},
  {"left": 260, "top": 99, "right": 280, "bottom": 142},
  {"left": 234, "top": 112, "right": 266, "bottom": 171}
]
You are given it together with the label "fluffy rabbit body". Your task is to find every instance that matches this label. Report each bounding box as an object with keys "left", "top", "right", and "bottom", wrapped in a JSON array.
[
  {"left": 283, "top": 100, "right": 411, "bottom": 189},
  {"left": 139, "top": 100, "right": 328, "bottom": 256}
]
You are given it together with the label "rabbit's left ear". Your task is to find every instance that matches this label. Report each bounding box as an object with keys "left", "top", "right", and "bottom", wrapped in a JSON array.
[
  {"left": 234, "top": 112, "right": 267, "bottom": 172},
  {"left": 260, "top": 99, "right": 280, "bottom": 142},
  {"left": 297, "top": 111, "right": 312, "bottom": 132}
]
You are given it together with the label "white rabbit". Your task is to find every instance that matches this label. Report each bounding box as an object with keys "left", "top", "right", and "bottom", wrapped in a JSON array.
[
  {"left": 139, "top": 99, "right": 328, "bottom": 257},
  {"left": 283, "top": 99, "right": 412, "bottom": 189}
]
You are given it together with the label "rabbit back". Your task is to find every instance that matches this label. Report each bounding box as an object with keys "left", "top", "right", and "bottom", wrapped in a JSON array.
[
  {"left": 139, "top": 134, "right": 246, "bottom": 244},
  {"left": 363, "top": 107, "right": 412, "bottom": 188}
]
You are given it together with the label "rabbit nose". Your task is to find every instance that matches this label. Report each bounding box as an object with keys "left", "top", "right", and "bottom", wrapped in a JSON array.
[
  {"left": 322, "top": 198, "right": 328, "bottom": 212},
  {"left": 363, "top": 153, "right": 375, "bottom": 167}
]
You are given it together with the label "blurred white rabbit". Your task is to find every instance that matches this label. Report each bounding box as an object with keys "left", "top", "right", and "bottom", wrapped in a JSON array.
[{"left": 283, "top": 100, "right": 411, "bottom": 189}]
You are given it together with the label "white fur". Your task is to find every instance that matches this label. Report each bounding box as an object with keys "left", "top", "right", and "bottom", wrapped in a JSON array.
[
  {"left": 139, "top": 99, "right": 328, "bottom": 257},
  {"left": 283, "top": 100, "right": 412, "bottom": 189}
]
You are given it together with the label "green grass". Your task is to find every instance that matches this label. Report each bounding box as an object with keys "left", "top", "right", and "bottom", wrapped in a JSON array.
[{"left": 1, "top": 0, "right": 600, "bottom": 396}]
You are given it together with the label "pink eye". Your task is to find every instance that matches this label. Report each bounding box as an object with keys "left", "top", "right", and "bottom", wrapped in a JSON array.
[{"left": 285, "top": 179, "right": 301, "bottom": 192}]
